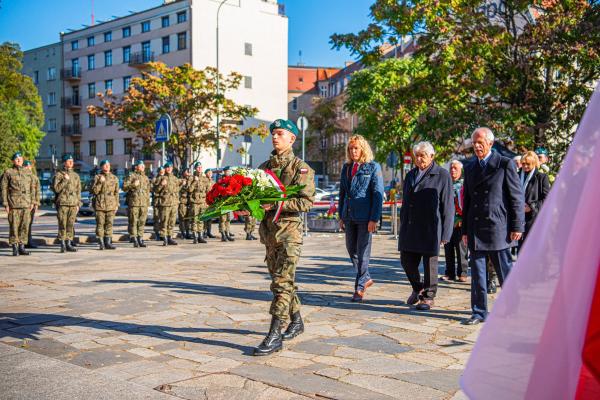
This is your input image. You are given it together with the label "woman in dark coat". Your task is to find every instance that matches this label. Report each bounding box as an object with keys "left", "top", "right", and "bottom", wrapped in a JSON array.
[
  {"left": 338, "top": 134, "right": 384, "bottom": 302},
  {"left": 519, "top": 151, "right": 551, "bottom": 247},
  {"left": 398, "top": 141, "right": 454, "bottom": 311}
]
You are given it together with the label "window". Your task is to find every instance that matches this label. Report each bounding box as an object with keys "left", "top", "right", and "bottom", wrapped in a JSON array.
[
  {"left": 105, "top": 79, "right": 113, "bottom": 91},
  {"left": 244, "top": 42, "right": 253, "bottom": 56},
  {"left": 123, "top": 76, "right": 131, "bottom": 90},
  {"left": 124, "top": 138, "right": 133, "bottom": 155},
  {"left": 47, "top": 67, "right": 56, "bottom": 80},
  {"left": 33, "top": 71, "right": 39, "bottom": 84},
  {"left": 122, "top": 26, "right": 131, "bottom": 38},
  {"left": 104, "top": 50, "right": 112, "bottom": 67},
  {"left": 87, "top": 36, "right": 95, "bottom": 47},
  {"left": 89, "top": 140, "right": 96, "bottom": 156},
  {"left": 87, "top": 54, "right": 95, "bottom": 70},
  {"left": 320, "top": 86, "right": 327, "bottom": 97},
  {"left": 71, "top": 40, "right": 79, "bottom": 51},
  {"left": 106, "top": 117, "right": 113, "bottom": 126},
  {"left": 105, "top": 139, "right": 113, "bottom": 156},
  {"left": 73, "top": 113, "right": 80, "bottom": 125},
  {"left": 177, "top": 11, "right": 187, "bottom": 23},
  {"left": 47, "top": 118, "right": 57, "bottom": 132},
  {"left": 47, "top": 92, "right": 56, "bottom": 106},
  {"left": 141, "top": 20, "right": 151, "bottom": 33},
  {"left": 88, "top": 112, "right": 96, "bottom": 128},
  {"left": 142, "top": 41, "right": 151, "bottom": 62},
  {"left": 74, "top": 142, "right": 81, "bottom": 160},
  {"left": 71, "top": 58, "right": 79, "bottom": 72},
  {"left": 162, "top": 36, "right": 170, "bottom": 54},
  {"left": 104, "top": 31, "right": 112, "bottom": 42},
  {"left": 244, "top": 76, "right": 252, "bottom": 89},
  {"left": 177, "top": 32, "right": 187, "bottom": 50},
  {"left": 291, "top": 97, "right": 298, "bottom": 111},
  {"left": 123, "top": 46, "right": 131, "bottom": 63},
  {"left": 88, "top": 82, "right": 96, "bottom": 99},
  {"left": 162, "top": 16, "right": 170, "bottom": 28}
]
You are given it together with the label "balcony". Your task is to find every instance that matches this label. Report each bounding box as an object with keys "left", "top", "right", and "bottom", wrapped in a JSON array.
[
  {"left": 61, "top": 67, "right": 82, "bottom": 82},
  {"left": 61, "top": 96, "right": 82, "bottom": 110},
  {"left": 129, "top": 52, "right": 155, "bottom": 68},
  {"left": 61, "top": 124, "right": 82, "bottom": 137}
]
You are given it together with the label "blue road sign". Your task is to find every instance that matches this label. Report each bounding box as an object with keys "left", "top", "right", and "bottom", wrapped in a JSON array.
[{"left": 155, "top": 115, "right": 171, "bottom": 143}]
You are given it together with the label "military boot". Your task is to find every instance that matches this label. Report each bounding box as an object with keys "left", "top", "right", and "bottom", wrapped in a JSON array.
[
  {"left": 197, "top": 233, "right": 207, "bottom": 244},
  {"left": 192, "top": 232, "right": 198, "bottom": 244},
  {"left": 167, "top": 236, "right": 178, "bottom": 245},
  {"left": 12, "top": 244, "right": 19, "bottom": 256},
  {"left": 137, "top": 237, "right": 147, "bottom": 248},
  {"left": 132, "top": 236, "right": 139, "bottom": 248},
  {"left": 253, "top": 317, "right": 283, "bottom": 356},
  {"left": 104, "top": 237, "right": 116, "bottom": 250},
  {"left": 154, "top": 231, "right": 162, "bottom": 241},
  {"left": 281, "top": 312, "right": 304, "bottom": 341},
  {"left": 66, "top": 240, "right": 77, "bottom": 252},
  {"left": 18, "top": 244, "right": 31, "bottom": 256},
  {"left": 221, "top": 232, "right": 228, "bottom": 242},
  {"left": 98, "top": 237, "right": 105, "bottom": 250},
  {"left": 206, "top": 223, "right": 216, "bottom": 238},
  {"left": 59, "top": 240, "right": 66, "bottom": 253},
  {"left": 226, "top": 232, "right": 235, "bottom": 242},
  {"left": 246, "top": 233, "right": 253, "bottom": 241}
]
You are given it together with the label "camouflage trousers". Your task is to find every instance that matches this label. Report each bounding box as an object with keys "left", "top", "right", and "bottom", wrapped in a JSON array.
[
  {"left": 178, "top": 203, "right": 190, "bottom": 235},
  {"left": 95, "top": 210, "right": 115, "bottom": 237},
  {"left": 128, "top": 206, "right": 148, "bottom": 237},
  {"left": 57, "top": 205, "right": 78, "bottom": 240},
  {"left": 159, "top": 206, "right": 177, "bottom": 237},
  {"left": 153, "top": 205, "right": 161, "bottom": 233},
  {"left": 219, "top": 213, "right": 231, "bottom": 233},
  {"left": 189, "top": 203, "right": 206, "bottom": 233},
  {"left": 244, "top": 216, "right": 256, "bottom": 235},
  {"left": 259, "top": 217, "right": 303, "bottom": 321},
  {"left": 8, "top": 208, "right": 31, "bottom": 245}
]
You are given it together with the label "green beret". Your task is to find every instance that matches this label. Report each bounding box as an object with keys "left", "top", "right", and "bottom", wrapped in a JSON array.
[
  {"left": 535, "top": 147, "right": 548, "bottom": 156},
  {"left": 157, "top": 166, "right": 164, "bottom": 172},
  {"left": 223, "top": 166, "right": 231, "bottom": 171},
  {"left": 11, "top": 152, "right": 22, "bottom": 160},
  {"left": 99, "top": 159, "right": 110, "bottom": 167},
  {"left": 62, "top": 153, "right": 74, "bottom": 162},
  {"left": 163, "top": 162, "right": 173, "bottom": 168},
  {"left": 134, "top": 160, "right": 144, "bottom": 167},
  {"left": 269, "top": 119, "right": 299, "bottom": 136},
  {"left": 23, "top": 160, "right": 32, "bottom": 166},
  {"left": 193, "top": 162, "right": 202, "bottom": 168},
  {"left": 204, "top": 168, "right": 212, "bottom": 174}
]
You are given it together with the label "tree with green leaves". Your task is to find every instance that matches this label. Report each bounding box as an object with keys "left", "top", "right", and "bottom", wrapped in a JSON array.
[
  {"left": 332, "top": 0, "right": 600, "bottom": 167},
  {"left": 0, "top": 42, "right": 45, "bottom": 170},
  {"left": 88, "top": 62, "right": 267, "bottom": 169}
]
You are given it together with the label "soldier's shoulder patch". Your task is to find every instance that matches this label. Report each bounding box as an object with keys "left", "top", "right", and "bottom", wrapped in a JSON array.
[{"left": 300, "top": 168, "right": 309, "bottom": 174}]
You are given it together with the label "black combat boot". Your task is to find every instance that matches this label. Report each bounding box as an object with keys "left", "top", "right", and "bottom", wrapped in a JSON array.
[
  {"left": 192, "top": 232, "right": 198, "bottom": 244},
  {"left": 65, "top": 240, "right": 77, "bottom": 252},
  {"left": 137, "top": 237, "right": 147, "bottom": 248},
  {"left": 253, "top": 317, "right": 283, "bottom": 356},
  {"left": 197, "top": 233, "right": 207, "bottom": 244},
  {"left": 163, "top": 236, "right": 169, "bottom": 246},
  {"left": 18, "top": 244, "right": 30, "bottom": 256},
  {"left": 98, "top": 237, "right": 105, "bottom": 250},
  {"left": 186, "top": 230, "right": 194, "bottom": 240},
  {"left": 246, "top": 233, "right": 252, "bottom": 241},
  {"left": 167, "top": 236, "right": 178, "bottom": 245},
  {"left": 221, "top": 232, "right": 228, "bottom": 242},
  {"left": 155, "top": 231, "right": 162, "bottom": 241},
  {"left": 12, "top": 244, "right": 19, "bottom": 256},
  {"left": 59, "top": 240, "right": 66, "bottom": 253},
  {"left": 226, "top": 232, "right": 235, "bottom": 242},
  {"left": 206, "top": 223, "right": 216, "bottom": 238},
  {"left": 104, "top": 237, "right": 116, "bottom": 250},
  {"left": 281, "top": 312, "right": 304, "bottom": 341},
  {"left": 132, "top": 236, "right": 139, "bottom": 248}
]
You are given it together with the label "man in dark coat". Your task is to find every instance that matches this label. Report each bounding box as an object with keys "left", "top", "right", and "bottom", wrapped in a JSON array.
[
  {"left": 398, "top": 141, "right": 454, "bottom": 311},
  {"left": 461, "top": 127, "right": 525, "bottom": 325}
]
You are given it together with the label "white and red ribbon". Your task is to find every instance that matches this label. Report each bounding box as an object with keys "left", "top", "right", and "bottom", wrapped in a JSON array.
[{"left": 264, "top": 169, "right": 287, "bottom": 222}]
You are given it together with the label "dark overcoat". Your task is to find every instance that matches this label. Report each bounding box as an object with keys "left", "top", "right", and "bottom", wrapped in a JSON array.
[{"left": 522, "top": 168, "right": 551, "bottom": 232}]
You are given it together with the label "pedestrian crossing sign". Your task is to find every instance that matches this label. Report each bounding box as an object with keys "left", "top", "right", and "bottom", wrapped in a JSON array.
[{"left": 155, "top": 115, "right": 171, "bottom": 143}]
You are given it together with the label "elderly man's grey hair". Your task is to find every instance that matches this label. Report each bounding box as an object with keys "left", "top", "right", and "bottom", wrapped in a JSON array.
[
  {"left": 450, "top": 159, "right": 463, "bottom": 168},
  {"left": 412, "top": 141, "right": 435, "bottom": 156},
  {"left": 471, "top": 127, "right": 495, "bottom": 143}
]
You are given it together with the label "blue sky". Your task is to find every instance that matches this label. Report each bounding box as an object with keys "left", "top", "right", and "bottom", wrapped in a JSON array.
[{"left": 0, "top": 0, "right": 373, "bottom": 68}]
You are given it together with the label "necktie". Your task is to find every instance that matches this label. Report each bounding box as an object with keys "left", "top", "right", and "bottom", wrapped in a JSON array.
[
  {"left": 479, "top": 159, "right": 486, "bottom": 169},
  {"left": 351, "top": 162, "right": 359, "bottom": 178}
]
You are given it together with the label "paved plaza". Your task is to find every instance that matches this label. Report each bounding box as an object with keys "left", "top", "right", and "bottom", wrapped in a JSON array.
[{"left": 0, "top": 216, "right": 486, "bottom": 399}]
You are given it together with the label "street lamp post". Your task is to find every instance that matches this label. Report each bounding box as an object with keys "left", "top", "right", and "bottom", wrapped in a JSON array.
[{"left": 215, "top": 0, "right": 229, "bottom": 167}]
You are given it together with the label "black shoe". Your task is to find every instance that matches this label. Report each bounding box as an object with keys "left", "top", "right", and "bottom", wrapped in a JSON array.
[
  {"left": 406, "top": 291, "right": 420, "bottom": 305},
  {"left": 167, "top": 236, "right": 178, "bottom": 245},
  {"left": 133, "top": 236, "right": 140, "bottom": 248},
  {"left": 65, "top": 240, "right": 77, "bottom": 252},
  {"left": 197, "top": 233, "right": 207, "bottom": 244},
  {"left": 282, "top": 312, "right": 304, "bottom": 341},
  {"left": 206, "top": 232, "right": 216, "bottom": 239},
  {"left": 12, "top": 244, "right": 18, "bottom": 256},
  {"left": 487, "top": 280, "right": 497, "bottom": 294},
  {"left": 155, "top": 232, "right": 162, "bottom": 241},
  {"left": 192, "top": 233, "right": 198, "bottom": 244},
  {"left": 163, "top": 236, "right": 168, "bottom": 246},
  {"left": 461, "top": 317, "right": 484, "bottom": 326},
  {"left": 246, "top": 233, "right": 253, "bottom": 240},
  {"left": 185, "top": 232, "right": 194, "bottom": 240},
  {"left": 18, "top": 244, "right": 31, "bottom": 256},
  {"left": 104, "top": 237, "right": 116, "bottom": 250},
  {"left": 60, "top": 240, "right": 66, "bottom": 253},
  {"left": 137, "top": 237, "right": 147, "bottom": 248},
  {"left": 98, "top": 237, "right": 105, "bottom": 250},
  {"left": 221, "top": 232, "right": 228, "bottom": 242},
  {"left": 71, "top": 240, "right": 78, "bottom": 247},
  {"left": 250, "top": 234, "right": 258, "bottom": 240},
  {"left": 253, "top": 317, "right": 283, "bottom": 356},
  {"left": 226, "top": 232, "right": 235, "bottom": 242}
]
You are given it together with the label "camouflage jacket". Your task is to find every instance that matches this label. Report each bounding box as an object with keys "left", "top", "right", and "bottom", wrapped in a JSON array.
[
  {"left": 188, "top": 173, "right": 212, "bottom": 205},
  {"left": 52, "top": 168, "right": 81, "bottom": 207},
  {"left": 179, "top": 176, "right": 191, "bottom": 205},
  {"left": 1, "top": 166, "right": 35, "bottom": 209},
  {"left": 153, "top": 172, "right": 179, "bottom": 207},
  {"left": 91, "top": 171, "right": 119, "bottom": 211},
  {"left": 123, "top": 171, "right": 150, "bottom": 207},
  {"left": 30, "top": 171, "right": 41, "bottom": 206}
]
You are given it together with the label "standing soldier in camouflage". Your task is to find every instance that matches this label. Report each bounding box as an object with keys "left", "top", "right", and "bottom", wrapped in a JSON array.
[
  {"left": 178, "top": 168, "right": 192, "bottom": 239},
  {"left": 1, "top": 152, "right": 35, "bottom": 256},
  {"left": 151, "top": 167, "right": 165, "bottom": 241},
  {"left": 123, "top": 160, "right": 150, "bottom": 248},
  {"left": 187, "top": 162, "right": 209, "bottom": 244},
  {"left": 52, "top": 154, "right": 81, "bottom": 253},
  {"left": 219, "top": 166, "right": 235, "bottom": 242},
  {"left": 244, "top": 216, "right": 257, "bottom": 240},
  {"left": 91, "top": 159, "right": 119, "bottom": 250},
  {"left": 252, "top": 119, "right": 315, "bottom": 356},
  {"left": 24, "top": 160, "right": 41, "bottom": 249},
  {"left": 154, "top": 162, "right": 179, "bottom": 246},
  {"left": 203, "top": 168, "right": 217, "bottom": 239}
]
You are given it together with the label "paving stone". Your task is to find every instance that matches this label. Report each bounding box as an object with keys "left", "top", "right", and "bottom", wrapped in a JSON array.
[
  {"left": 341, "top": 356, "right": 435, "bottom": 375},
  {"left": 290, "top": 339, "right": 338, "bottom": 356},
  {"left": 393, "top": 369, "right": 463, "bottom": 393},
  {"left": 341, "top": 373, "right": 447, "bottom": 399},
  {"left": 127, "top": 347, "right": 162, "bottom": 358},
  {"left": 323, "top": 333, "right": 412, "bottom": 354}
]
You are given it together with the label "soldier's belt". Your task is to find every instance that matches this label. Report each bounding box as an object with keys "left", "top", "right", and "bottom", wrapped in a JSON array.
[{"left": 267, "top": 211, "right": 301, "bottom": 218}]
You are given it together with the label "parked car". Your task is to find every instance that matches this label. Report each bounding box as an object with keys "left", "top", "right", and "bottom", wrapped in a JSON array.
[
  {"left": 324, "top": 182, "right": 340, "bottom": 192},
  {"left": 79, "top": 191, "right": 94, "bottom": 216},
  {"left": 314, "top": 188, "right": 332, "bottom": 201}
]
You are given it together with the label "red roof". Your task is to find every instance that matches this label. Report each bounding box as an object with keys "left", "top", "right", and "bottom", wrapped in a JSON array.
[{"left": 288, "top": 66, "right": 340, "bottom": 92}]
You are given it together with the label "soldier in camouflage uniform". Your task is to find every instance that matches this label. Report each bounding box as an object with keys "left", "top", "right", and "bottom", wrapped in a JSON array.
[
  {"left": 1, "top": 152, "right": 35, "bottom": 256},
  {"left": 91, "top": 159, "right": 119, "bottom": 250},
  {"left": 123, "top": 160, "right": 150, "bottom": 248},
  {"left": 154, "top": 162, "right": 179, "bottom": 246},
  {"left": 253, "top": 119, "right": 315, "bottom": 356},
  {"left": 178, "top": 168, "right": 192, "bottom": 239},
  {"left": 203, "top": 168, "right": 217, "bottom": 239},
  {"left": 218, "top": 166, "right": 235, "bottom": 242},
  {"left": 24, "top": 160, "right": 41, "bottom": 249},
  {"left": 244, "top": 216, "right": 257, "bottom": 240},
  {"left": 151, "top": 167, "right": 165, "bottom": 241},
  {"left": 187, "top": 162, "right": 210, "bottom": 244},
  {"left": 52, "top": 154, "right": 81, "bottom": 253}
]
